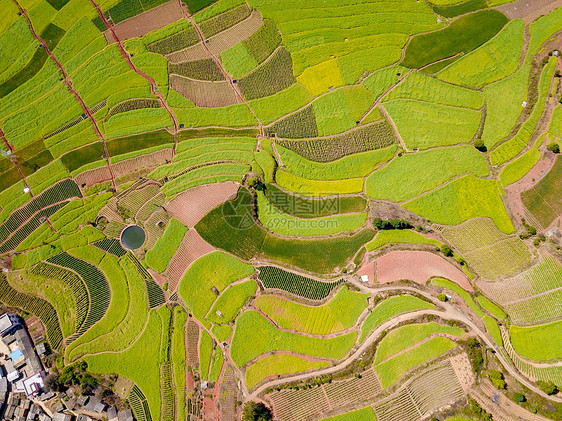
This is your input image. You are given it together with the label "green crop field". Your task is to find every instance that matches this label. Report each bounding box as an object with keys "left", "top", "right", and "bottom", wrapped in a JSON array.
[
  {"left": 245, "top": 354, "right": 329, "bottom": 391},
  {"left": 510, "top": 321, "right": 562, "bottom": 362},
  {"left": 374, "top": 322, "right": 464, "bottom": 363},
  {"left": 360, "top": 296, "right": 435, "bottom": 342},
  {"left": 404, "top": 176, "right": 514, "bottom": 234},
  {"left": 144, "top": 218, "right": 188, "bottom": 273},
  {"left": 521, "top": 156, "right": 562, "bottom": 228},
  {"left": 3, "top": 0, "right": 562, "bottom": 419},
  {"left": 178, "top": 251, "right": 255, "bottom": 327},
  {"left": 374, "top": 337, "right": 457, "bottom": 388},
  {"left": 255, "top": 286, "right": 368, "bottom": 335},
  {"left": 366, "top": 229, "right": 442, "bottom": 252},
  {"left": 231, "top": 311, "right": 357, "bottom": 367},
  {"left": 366, "top": 145, "right": 488, "bottom": 202}
]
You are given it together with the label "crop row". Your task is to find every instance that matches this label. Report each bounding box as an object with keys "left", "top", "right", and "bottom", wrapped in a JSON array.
[
  {"left": 0, "top": 273, "right": 63, "bottom": 350},
  {"left": 243, "top": 19, "right": 282, "bottom": 64},
  {"left": 146, "top": 281, "right": 166, "bottom": 308},
  {"left": 238, "top": 47, "right": 296, "bottom": 100},
  {"left": 93, "top": 238, "right": 127, "bottom": 257},
  {"left": 199, "top": 3, "right": 252, "bottom": 39},
  {"left": 160, "top": 363, "right": 175, "bottom": 421},
  {"left": 128, "top": 385, "right": 153, "bottom": 421},
  {"left": 278, "top": 120, "right": 397, "bottom": 162},
  {"left": 0, "top": 179, "right": 81, "bottom": 241},
  {"left": 106, "top": 98, "right": 161, "bottom": 120},
  {"left": 258, "top": 266, "right": 344, "bottom": 300},
  {"left": 47, "top": 252, "right": 110, "bottom": 341},
  {"left": 186, "top": 320, "right": 199, "bottom": 364},
  {"left": 147, "top": 27, "right": 200, "bottom": 55},
  {"left": 136, "top": 193, "right": 165, "bottom": 222},
  {"left": 0, "top": 202, "right": 67, "bottom": 253},
  {"left": 169, "top": 58, "right": 225, "bottom": 81},
  {"left": 108, "top": 0, "right": 170, "bottom": 24},
  {"left": 373, "top": 360, "right": 463, "bottom": 421},
  {"left": 29, "top": 262, "right": 89, "bottom": 332},
  {"left": 265, "top": 106, "right": 318, "bottom": 139},
  {"left": 500, "top": 329, "right": 562, "bottom": 386},
  {"left": 119, "top": 183, "right": 161, "bottom": 217}
]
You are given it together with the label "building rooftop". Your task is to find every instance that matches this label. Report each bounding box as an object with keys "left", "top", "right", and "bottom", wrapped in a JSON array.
[{"left": 0, "top": 314, "right": 19, "bottom": 336}]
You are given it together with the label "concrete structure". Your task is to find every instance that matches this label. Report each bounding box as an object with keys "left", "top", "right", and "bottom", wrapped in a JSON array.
[{"left": 0, "top": 315, "right": 21, "bottom": 336}]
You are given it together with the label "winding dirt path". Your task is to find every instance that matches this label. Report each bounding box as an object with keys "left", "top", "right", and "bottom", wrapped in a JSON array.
[
  {"left": 247, "top": 279, "right": 562, "bottom": 404},
  {"left": 89, "top": 0, "right": 180, "bottom": 155}
]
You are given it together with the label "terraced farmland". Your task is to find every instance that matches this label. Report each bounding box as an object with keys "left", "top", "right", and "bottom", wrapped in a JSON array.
[{"left": 1, "top": 0, "right": 562, "bottom": 420}]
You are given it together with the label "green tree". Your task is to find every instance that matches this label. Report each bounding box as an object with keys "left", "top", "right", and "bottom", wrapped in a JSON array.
[
  {"left": 440, "top": 244, "right": 453, "bottom": 257},
  {"left": 547, "top": 142, "right": 560, "bottom": 153},
  {"left": 437, "top": 293, "right": 447, "bottom": 302},
  {"left": 488, "top": 369, "right": 506, "bottom": 389},
  {"left": 537, "top": 380, "right": 558, "bottom": 395},
  {"left": 242, "top": 401, "right": 272, "bottom": 421},
  {"left": 474, "top": 138, "right": 487, "bottom": 152},
  {"left": 513, "top": 392, "right": 526, "bottom": 402}
]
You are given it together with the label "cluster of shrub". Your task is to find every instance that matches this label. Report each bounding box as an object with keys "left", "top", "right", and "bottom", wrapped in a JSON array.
[
  {"left": 44, "top": 361, "right": 98, "bottom": 395},
  {"left": 372, "top": 218, "right": 412, "bottom": 230}
]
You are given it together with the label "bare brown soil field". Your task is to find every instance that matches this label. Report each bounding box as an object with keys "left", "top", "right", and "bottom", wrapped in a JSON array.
[
  {"left": 167, "top": 181, "right": 239, "bottom": 227},
  {"left": 495, "top": 0, "right": 562, "bottom": 23},
  {"left": 165, "top": 11, "right": 263, "bottom": 63},
  {"left": 450, "top": 353, "right": 475, "bottom": 392},
  {"left": 169, "top": 74, "right": 240, "bottom": 107},
  {"left": 375, "top": 250, "right": 472, "bottom": 291},
  {"left": 104, "top": 0, "right": 184, "bottom": 43},
  {"left": 165, "top": 229, "right": 216, "bottom": 291},
  {"left": 75, "top": 165, "right": 113, "bottom": 188},
  {"left": 113, "top": 148, "right": 173, "bottom": 178},
  {"left": 356, "top": 259, "right": 375, "bottom": 283}
]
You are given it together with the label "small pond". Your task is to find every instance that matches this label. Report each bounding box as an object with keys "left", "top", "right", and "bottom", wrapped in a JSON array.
[{"left": 120, "top": 225, "right": 146, "bottom": 250}]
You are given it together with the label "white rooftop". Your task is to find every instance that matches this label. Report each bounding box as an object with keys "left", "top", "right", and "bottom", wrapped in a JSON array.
[
  {"left": 360, "top": 275, "right": 369, "bottom": 283},
  {"left": 23, "top": 371, "right": 44, "bottom": 397}
]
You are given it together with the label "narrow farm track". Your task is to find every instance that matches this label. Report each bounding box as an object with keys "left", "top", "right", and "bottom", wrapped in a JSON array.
[
  {"left": 248, "top": 279, "right": 562, "bottom": 404},
  {"left": 89, "top": 0, "right": 181, "bottom": 155},
  {"left": 13, "top": 0, "right": 117, "bottom": 191},
  {"left": 178, "top": 0, "right": 264, "bottom": 134}
]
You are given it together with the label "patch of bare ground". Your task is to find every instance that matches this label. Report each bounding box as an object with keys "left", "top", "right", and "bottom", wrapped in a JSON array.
[
  {"left": 369, "top": 200, "right": 429, "bottom": 227},
  {"left": 167, "top": 181, "right": 239, "bottom": 227},
  {"left": 25, "top": 315, "right": 46, "bottom": 344},
  {"left": 104, "top": 0, "right": 183, "bottom": 43},
  {"left": 471, "top": 379, "right": 551, "bottom": 421},
  {"left": 74, "top": 148, "right": 173, "bottom": 188},
  {"left": 495, "top": 0, "right": 562, "bottom": 23},
  {"left": 166, "top": 10, "right": 263, "bottom": 63},
  {"left": 169, "top": 74, "right": 240, "bottom": 107},
  {"left": 450, "top": 352, "right": 476, "bottom": 392},
  {"left": 113, "top": 148, "right": 173, "bottom": 178},
  {"left": 74, "top": 165, "right": 113, "bottom": 188},
  {"left": 164, "top": 229, "right": 216, "bottom": 291},
  {"left": 356, "top": 259, "right": 375, "bottom": 283},
  {"left": 375, "top": 250, "right": 472, "bottom": 291}
]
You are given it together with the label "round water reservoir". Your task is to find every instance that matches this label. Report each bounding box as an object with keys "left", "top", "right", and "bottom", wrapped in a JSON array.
[{"left": 120, "top": 225, "right": 146, "bottom": 250}]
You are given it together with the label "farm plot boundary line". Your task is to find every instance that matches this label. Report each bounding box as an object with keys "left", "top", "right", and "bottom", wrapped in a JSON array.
[
  {"left": 88, "top": 0, "right": 180, "bottom": 156},
  {"left": 13, "top": 0, "right": 117, "bottom": 191},
  {"left": 177, "top": 0, "right": 264, "bottom": 134}
]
